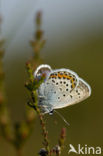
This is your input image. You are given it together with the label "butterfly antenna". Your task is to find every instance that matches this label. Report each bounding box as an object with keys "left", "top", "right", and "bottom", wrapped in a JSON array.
[{"left": 54, "top": 110, "right": 70, "bottom": 126}]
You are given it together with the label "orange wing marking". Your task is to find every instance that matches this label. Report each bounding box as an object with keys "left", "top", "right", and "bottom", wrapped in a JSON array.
[{"left": 49, "top": 73, "right": 76, "bottom": 89}]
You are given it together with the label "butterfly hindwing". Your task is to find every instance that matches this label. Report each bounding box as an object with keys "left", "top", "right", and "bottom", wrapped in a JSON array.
[{"left": 54, "top": 78, "right": 91, "bottom": 109}]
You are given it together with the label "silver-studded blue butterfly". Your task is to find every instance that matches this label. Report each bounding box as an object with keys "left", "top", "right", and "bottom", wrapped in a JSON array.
[{"left": 34, "top": 64, "right": 91, "bottom": 115}]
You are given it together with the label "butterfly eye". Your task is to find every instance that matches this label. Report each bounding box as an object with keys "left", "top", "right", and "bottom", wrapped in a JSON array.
[{"left": 36, "top": 74, "right": 42, "bottom": 80}]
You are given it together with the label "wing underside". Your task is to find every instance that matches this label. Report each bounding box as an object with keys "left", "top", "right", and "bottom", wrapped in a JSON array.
[{"left": 54, "top": 78, "right": 91, "bottom": 109}]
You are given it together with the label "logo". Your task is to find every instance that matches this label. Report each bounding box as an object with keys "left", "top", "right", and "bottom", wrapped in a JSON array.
[{"left": 68, "top": 144, "right": 102, "bottom": 155}]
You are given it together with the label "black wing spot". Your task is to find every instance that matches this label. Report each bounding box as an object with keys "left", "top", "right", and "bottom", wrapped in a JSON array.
[
  {"left": 52, "top": 80, "right": 55, "bottom": 83},
  {"left": 59, "top": 88, "right": 62, "bottom": 91},
  {"left": 66, "top": 89, "right": 68, "bottom": 91},
  {"left": 63, "top": 94, "right": 66, "bottom": 97},
  {"left": 71, "top": 85, "right": 73, "bottom": 89},
  {"left": 70, "top": 95, "right": 73, "bottom": 98}
]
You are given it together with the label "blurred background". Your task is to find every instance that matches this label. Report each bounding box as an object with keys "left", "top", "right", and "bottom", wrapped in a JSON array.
[{"left": 0, "top": 0, "right": 103, "bottom": 155}]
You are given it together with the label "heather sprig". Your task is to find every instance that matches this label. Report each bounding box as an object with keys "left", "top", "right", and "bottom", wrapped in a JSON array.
[{"left": 26, "top": 12, "right": 66, "bottom": 156}]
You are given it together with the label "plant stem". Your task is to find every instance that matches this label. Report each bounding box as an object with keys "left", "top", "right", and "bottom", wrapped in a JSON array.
[{"left": 38, "top": 109, "right": 49, "bottom": 152}]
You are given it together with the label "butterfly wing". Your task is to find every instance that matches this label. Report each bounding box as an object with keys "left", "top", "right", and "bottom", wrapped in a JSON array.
[
  {"left": 54, "top": 77, "right": 91, "bottom": 109},
  {"left": 38, "top": 68, "right": 80, "bottom": 112},
  {"left": 37, "top": 66, "right": 91, "bottom": 113}
]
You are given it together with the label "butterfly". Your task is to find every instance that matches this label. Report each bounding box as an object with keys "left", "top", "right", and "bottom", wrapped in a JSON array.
[{"left": 34, "top": 64, "right": 91, "bottom": 115}]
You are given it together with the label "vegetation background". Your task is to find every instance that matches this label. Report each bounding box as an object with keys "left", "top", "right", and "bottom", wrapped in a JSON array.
[{"left": 0, "top": 0, "right": 103, "bottom": 156}]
